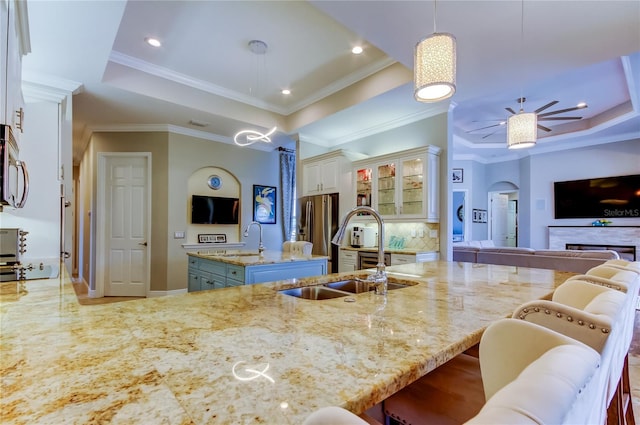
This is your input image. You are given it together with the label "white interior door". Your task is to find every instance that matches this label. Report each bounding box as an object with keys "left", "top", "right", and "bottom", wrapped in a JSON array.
[
  {"left": 506, "top": 200, "right": 518, "bottom": 247},
  {"left": 99, "top": 154, "right": 150, "bottom": 297},
  {"left": 490, "top": 193, "right": 509, "bottom": 247}
]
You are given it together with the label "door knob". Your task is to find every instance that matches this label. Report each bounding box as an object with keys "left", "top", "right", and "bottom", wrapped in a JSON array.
[{"left": 138, "top": 242, "right": 148, "bottom": 246}]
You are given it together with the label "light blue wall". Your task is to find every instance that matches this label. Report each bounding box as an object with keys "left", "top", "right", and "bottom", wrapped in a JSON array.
[
  {"left": 450, "top": 159, "right": 489, "bottom": 240},
  {"left": 528, "top": 139, "right": 640, "bottom": 248},
  {"left": 455, "top": 138, "right": 640, "bottom": 248}
]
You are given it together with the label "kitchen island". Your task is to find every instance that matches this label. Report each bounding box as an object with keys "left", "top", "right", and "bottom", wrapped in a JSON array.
[
  {"left": 0, "top": 262, "right": 575, "bottom": 424},
  {"left": 187, "top": 250, "right": 328, "bottom": 292}
]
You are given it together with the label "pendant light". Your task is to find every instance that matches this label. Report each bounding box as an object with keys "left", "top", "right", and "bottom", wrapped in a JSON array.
[
  {"left": 507, "top": 0, "right": 536, "bottom": 149},
  {"left": 414, "top": 0, "right": 456, "bottom": 102},
  {"left": 234, "top": 40, "right": 277, "bottom": 147},
  {"left": 507, "top": 105, "right": 537, "bottom": 149}
]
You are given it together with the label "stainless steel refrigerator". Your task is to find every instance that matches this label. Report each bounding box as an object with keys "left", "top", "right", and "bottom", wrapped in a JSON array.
[{"left": 297, "top": 193, "right": 339, "bottom": 273}]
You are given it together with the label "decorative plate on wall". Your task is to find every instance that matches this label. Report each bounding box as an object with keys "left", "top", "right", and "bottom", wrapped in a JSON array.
[{"left": 207, "top": 175, "right": 222, "bottom": 190}]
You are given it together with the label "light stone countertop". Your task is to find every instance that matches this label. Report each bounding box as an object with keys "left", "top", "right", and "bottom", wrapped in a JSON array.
[
  {"left": 340, "top": 246, "right": 437, "bottom": 255},
  {"left": 0, "top": 261, "right": 575, "bottom": 424},
  {"left": 188, "top": 249, "right": 328, "bottom": 266}
]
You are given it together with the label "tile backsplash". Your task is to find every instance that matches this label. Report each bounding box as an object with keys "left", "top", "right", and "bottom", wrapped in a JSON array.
[{"left": 350, "top": 222, "right": 440, "bottom": 251}]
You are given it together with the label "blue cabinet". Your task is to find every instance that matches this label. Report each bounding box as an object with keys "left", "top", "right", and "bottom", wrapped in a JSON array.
[
  {"left": 187, "top": 255, "right": 327, "bottom": 292},
  {"left": 244, "top": 261, "right": 327, "bottom": 284}
]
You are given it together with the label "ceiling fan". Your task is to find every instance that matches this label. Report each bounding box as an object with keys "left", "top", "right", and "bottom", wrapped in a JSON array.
[{"left": 468, "top": 98, "right": 588, "bottom": 139}]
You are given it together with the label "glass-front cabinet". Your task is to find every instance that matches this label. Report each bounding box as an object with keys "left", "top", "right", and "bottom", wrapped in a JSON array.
[
  {"left": 355, "top": 166, "right": 373, "bottom": 207},
  {"left": 377, "top": 162, "right": 396, "bottom": 215},
  {"left": 400, "top": 157, "right": 424, "bottom": 216},
  {"left": 352, "top": 146, "right": 441, "bottom": 222}
]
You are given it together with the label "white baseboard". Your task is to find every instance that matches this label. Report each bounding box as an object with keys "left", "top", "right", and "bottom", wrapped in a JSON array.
[
  {"left": 86, "top": 288, "right": 187, "bottom": 298},
  {"left": 147, "top": 288, "right": 188, "bottom": 298},
  {"left": 20, "top": 258, "right": 60, "bottom": 280}
]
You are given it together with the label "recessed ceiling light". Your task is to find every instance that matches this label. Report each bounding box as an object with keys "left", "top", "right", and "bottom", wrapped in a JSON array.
[
  {"left": 145, "top": 37, "right": 162, "bottom": 48},
  {"left": 351, "top": 46, "right": 363, "bottom": 55},
  {"left": 281, "top": 89, "right": 291, "bottom": 95}
]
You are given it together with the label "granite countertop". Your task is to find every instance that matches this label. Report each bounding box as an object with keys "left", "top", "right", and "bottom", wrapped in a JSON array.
[
  {"left": 340, "top": 246, "right": 437, "bottom": 255},
  {"left": 0, "top": 262, "right": 574, "bottom": 424},
  {"left": 188, "top": 249, "right": 328, "bottom": 266}
]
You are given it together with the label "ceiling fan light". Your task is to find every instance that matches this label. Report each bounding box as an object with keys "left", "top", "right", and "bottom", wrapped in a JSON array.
[
  {"left": 507, "top": 112, "right": 537, "bottom": 149},
  {"left": 414, "top": 32, "right": 456, "bottom": 102}
]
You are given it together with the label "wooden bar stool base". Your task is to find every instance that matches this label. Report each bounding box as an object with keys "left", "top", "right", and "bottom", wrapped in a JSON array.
[{"left": 383, "top": 353, "right": 485, "bottom": 425}]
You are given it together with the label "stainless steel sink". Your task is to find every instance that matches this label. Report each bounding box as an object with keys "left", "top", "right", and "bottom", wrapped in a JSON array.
[
  {"left": 325, "top": 279, "right": 372, "bottom": 293},
  {"left": 325, "top": 279, "right": 411, "bottom": 293},
  {"left": 387, "top": 282, "right": 411, "bottom": 290},
  {"left": 278, "top": 286, "right": 351, "bottom": 300},
  {"left": 278, "top": 279, "right": 414, "bottom": 300}
]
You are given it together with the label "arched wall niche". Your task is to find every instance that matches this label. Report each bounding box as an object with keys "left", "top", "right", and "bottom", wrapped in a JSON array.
[
  {"left": 186, "top": 167, "right": 241, "bottom": 244},
  {"left": 487, "top": 181, "right": 519, "bottom": 192}
]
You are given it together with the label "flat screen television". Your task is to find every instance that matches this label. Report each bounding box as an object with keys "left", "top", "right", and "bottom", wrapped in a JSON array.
[
  {"left": 191, "top": 195, "right": 239, "bottom": 224},
  {"left": 553, "top": 174, "right": 640, "bottom": 219}
]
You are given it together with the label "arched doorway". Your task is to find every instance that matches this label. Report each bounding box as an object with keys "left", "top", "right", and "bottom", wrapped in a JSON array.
[{"left": 487, "top": 182, "right": 519, "bottom": 247}]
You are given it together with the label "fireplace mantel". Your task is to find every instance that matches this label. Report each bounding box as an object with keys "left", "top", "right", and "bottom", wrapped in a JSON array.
[{"left": 548, "top": 226, "right": 639, "bottom": 261}]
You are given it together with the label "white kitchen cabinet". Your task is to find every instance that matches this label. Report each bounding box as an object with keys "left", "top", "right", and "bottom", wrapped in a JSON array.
[
  {"left": 390, "top": 253, "right": 415, "bottom": 266},
  {"left": 301, "top": 150, "right": 367, "bottom": 197},
  {"left": 1, "top": 0, "right": 30, "bottom": 141},
  {"left": 338, "top": 249, "right": 358, "bottom": 272},
  {"left": 353, "top": 146, "right": 441, "bottom": 222},
  {"left": 303, "top": 156, "right": 339, "bottom": 195},
  {"left": 390, "top": 252, "right": 439, "bottom": 265}
]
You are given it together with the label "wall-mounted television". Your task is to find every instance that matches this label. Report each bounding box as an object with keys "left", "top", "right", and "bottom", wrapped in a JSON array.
[
  {"left": 554, "top": 174, "right": 640, "bottom": 219},
  {"left": 191, "top": 195, "right": 239, "bottom": 224}
]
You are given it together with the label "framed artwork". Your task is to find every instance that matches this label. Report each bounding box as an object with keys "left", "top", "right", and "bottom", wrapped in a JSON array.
[
  {"left": 472, "top": 209, "right": 487, "bottom": 223},
  {"left": 253, "top": 185, "right": 276, "bottom": 224},
  {"left": 452, "top": 168, "right": 463, "bottom": 183},
  {"left": 480, "top": 210, "right": 488, "bottom": 223}
]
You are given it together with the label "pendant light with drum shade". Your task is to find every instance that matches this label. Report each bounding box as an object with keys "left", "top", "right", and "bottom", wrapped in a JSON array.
[
  {"left": 414, "top": 0, "right": 456, "bottom": 102},
  {"left": 234, "top": 40, "right": 277, "bottom": 147},
  {"left": 507, "top": 0, "right": 536, "bottom": 149}
]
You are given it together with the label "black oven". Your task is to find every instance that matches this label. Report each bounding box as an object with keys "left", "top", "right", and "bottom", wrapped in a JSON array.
[{"left": 0, "top": 124, "right": 29, "bottom": 208}]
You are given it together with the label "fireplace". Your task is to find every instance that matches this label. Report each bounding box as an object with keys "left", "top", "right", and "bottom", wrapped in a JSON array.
[
  {"left": 549, "top": 226, "right": 639, "bottom": 263},
  {"left": 565, "top": 243, "right": 636, "bottom": 261}
]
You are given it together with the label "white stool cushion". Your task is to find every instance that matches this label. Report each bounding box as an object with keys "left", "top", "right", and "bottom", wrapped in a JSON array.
[
  {"left": 302, "top": 406, "right": 368, "bottom": 425},
  {"left": 466, "top": 344, "right": 600, "bottom": 425},
  {"left": 584, "top": 289, "right": 627, "bottom": 319}
]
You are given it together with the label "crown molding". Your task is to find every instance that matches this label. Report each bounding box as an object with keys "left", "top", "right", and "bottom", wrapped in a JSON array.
[
  {"left": 285, "top": 57, "right": 397, "bottom": 113},
  {"left": 325, "top": 105, "right": 447, "bottom": 147},
  {"left": 109, "top": 51, "right": 286, "bottom": 114},
  {"left": 82, "top": 123, "right": 277, "bottom": 152},
  {"left": 22, "top": 73, "right": 83, "bottom": 103},
  {"left": 108, "top": 51, "right": 396, "bottom": 118},
  {"left": 621, "top": 55, "right": 639, "bottom": 113},
  {"left": 14, "top": 0, "right": 31, "bottom": 56}
]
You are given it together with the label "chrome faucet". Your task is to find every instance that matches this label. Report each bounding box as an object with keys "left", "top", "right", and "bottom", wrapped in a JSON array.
[
  {"left": 243, "top": 221, "right": 265, "bottom": 254},
  {"left": 332, "top": 206, "right": 387, "bottom": 295}
]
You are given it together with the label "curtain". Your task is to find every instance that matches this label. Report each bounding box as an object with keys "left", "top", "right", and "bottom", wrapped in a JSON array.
[{"left": 279, "top": 149, "right": 296, "bottom": 241}]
